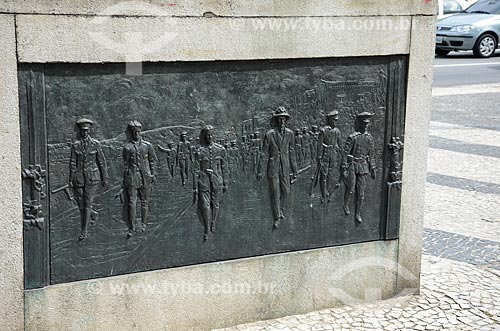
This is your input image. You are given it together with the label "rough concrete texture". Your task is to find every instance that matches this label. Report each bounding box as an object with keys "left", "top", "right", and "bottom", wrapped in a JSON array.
[
  {"left": 397, "top": 15, "right": 437, "bottom": 293},
  {"left": 25, "top": 241, "right": 398, "bottom": 331},
  {"left": 2, "top": 0, "right": 435, "bottom": 17},
  {"left": 16, "top": 14, "right": 411, "bottom": 63},
  {"left": 0, "top": 14, "right": 24, "bottom": 331},
  {"left": 214, "top": 255, "right": 500, "bottom": 331}
]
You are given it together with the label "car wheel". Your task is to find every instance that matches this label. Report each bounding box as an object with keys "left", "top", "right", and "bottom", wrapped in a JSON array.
[
  {"left": 435, "top": 49, "right": 451, "bottom": 57},
  {"left": 473, "top": 34, "right": 497, "bottom": 58}
]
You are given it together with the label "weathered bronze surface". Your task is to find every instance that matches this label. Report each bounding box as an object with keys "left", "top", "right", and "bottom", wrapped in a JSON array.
[{"left": 19, "top": 56, "right": 407, "bottom": 288}]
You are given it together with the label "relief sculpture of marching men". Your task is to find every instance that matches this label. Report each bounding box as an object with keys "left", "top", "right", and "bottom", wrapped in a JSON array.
[
  {"left": 69, "top": 118, "right": 108, "bottom": 241},
  {"left": 62, "top": 95, "right": 383, "bottom": 245},
  {"left": 257, "top": 106, "right": 297, "bottom": 230}
]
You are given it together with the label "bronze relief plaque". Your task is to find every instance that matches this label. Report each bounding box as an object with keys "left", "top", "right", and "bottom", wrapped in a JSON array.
[{"left": 19, "top": 56, "right": 406, "bottom": 287}]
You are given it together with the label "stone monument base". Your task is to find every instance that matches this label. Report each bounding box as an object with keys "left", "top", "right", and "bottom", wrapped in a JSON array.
[{"left": 25, "top": 240, "right": 403, "bottom": 331}]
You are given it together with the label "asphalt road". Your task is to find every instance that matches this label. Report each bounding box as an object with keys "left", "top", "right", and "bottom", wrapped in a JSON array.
[{"left": 433, "top": 50, "right": 500, "bottom": 87}]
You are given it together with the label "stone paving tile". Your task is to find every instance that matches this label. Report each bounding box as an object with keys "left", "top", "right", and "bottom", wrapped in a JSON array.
[
  {"left": 213, "top": 255, "right": 500, "bottom": 331},
  {"left": 423, "top": 228, "right": 500, "bottom": 270}
]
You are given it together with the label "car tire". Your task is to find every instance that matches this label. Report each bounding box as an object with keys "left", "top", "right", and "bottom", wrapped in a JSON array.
[
  {"left": 473, "top": 34, "right": 497, "bottom": 58},
  {"left": 435, "top": 49, "right": 451, "bottom": 57}
]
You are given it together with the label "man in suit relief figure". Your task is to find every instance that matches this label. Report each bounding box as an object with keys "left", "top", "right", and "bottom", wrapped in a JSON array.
[{"left": 257, "top": 106, "right": 298, "bottom": 230}]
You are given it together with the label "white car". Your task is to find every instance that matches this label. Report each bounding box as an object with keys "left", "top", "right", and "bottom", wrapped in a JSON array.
[{"left": 438, "top": 0, "right": 470, "bottom": 20}]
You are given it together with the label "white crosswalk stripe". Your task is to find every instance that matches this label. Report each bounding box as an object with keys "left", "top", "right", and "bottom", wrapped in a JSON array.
[
  {"left": 427, "top": 148, "right": 500, "bottom": 186},
  {"left": 429, "top": 121, "right": 500, "bottom": 148},
  {"left": 432, "top": 83, "right": 500, "bottom": 96},
  {"left": 426, "top": 89, "right": 500, "bottom": 243}
]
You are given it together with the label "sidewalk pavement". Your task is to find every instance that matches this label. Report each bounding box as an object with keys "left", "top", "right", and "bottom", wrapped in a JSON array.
[{"left": 214, "top": 86, "right": 500, "bottom": 331}]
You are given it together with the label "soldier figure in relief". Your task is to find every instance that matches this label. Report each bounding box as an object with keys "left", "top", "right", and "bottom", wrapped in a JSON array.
[
  {"left": 342, "top": 112, "right": 377, "bottom": 223},
  {"left": 158, "top": 141, "right": 176, "bottom": 179},
  {"left": 294, "top": 128, "right": 303, "bottom": 165},
  {"left": 301, "top": 126, "right": 311, "bottom": 163},
  {"left": 240, "top": 135, "right": 249, "bottom": 172},
  {"left": 69, "top": 118, "right": 108, "bottom": 241},
  {"left": 122, "top": 121, "right": 158, "bottom": 237},
  {"left": 176, "top": 132, "right": 191, "bottom": 186},
  {"left": 257, "top": 106, "right": 297, "bottom": 230},
  {"left": 250, "top": 132, "right": 261, "bottom": 174},
  {"left": 316, "top": 110, "right": 341, "bottom": 203},
  {"left": 309, "top": 125, "right": 320, "bottom": 164},
  {"left": 226, "top": 140, "right": 240, "bottom": 182},
  {"left": 193, "top": 125, "right": 227, "bottom": 241}
]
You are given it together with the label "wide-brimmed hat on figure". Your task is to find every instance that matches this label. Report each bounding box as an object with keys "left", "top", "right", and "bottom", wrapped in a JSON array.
[{"left": 273, "top": 106, "right": 290, "bottom": 118}]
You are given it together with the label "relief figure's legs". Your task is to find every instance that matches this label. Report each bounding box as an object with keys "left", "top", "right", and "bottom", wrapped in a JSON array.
[
  {"left": 138, "top": 185, "right": 151, "bottom": 231},
  {"left": 168, "top": 161, "right": 175, "bottom": 179},
  {"left": 319, "top": 157, "right": 334, "bottom": 203},
  {"left": 197, "top": 188, "right": 211, "bottom": 241},
  {"left": 179, "top": 159, "right": 186, "bottom": 185},
  {"left": 126, "top": 186, "right": 138, "bottom": 236},
  {"left": 82, "top": 185, "right": 98, "bottom": 239},
  {"left": 355, "top": 174, "right": 367, "bottom": 223},
  {"left": 268, "top": 176, "right": 281, "bottom": 229},
  {"left": 73, "top": 187, "right": 85, "bottom": 240},
  {"left": 343, "top": 166, "right": 356, "bottom": 215},
  {"left": 279, "top": 173, "right": 290, "bottom": 220},
  {"left": 210, "top": 177, "right": 222, "bottom": 233}
]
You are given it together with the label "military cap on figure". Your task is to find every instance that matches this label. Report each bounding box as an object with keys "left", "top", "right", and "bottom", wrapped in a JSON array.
[
  {"left": 326, "top": 110, "right": 339, "bottom": 118},
  {"left": 76, "top": 118, "right": 94, "bottom": 130},
  {"left": 357, "top": 112, "right": 374, "bottom": 123}
]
